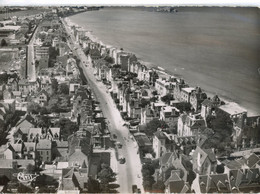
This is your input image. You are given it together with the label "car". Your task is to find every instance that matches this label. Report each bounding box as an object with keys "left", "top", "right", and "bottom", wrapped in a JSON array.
[
  {"left": 113, "top": 134, "right": 117, "bottom": 139},
  {"left": 117, "top": 144, "right": 122, "bottom": 149},
  {"left": 119, "top": 157, "right": 126, "bottom": 164},
  {"left": 132, "top": 185, "right": 137, "bottom": 193}
]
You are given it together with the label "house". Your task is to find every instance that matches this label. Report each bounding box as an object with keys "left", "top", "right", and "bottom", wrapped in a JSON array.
[
  {"left": 218, "top": 102, "right": 249, "bottom": 147},
  {"left": 173, "top": 79, "right": 189, "bottom": 102},
  {"left": 69, "top": 83, "right": 80, "bottom": 95},
  {"left": 34, "top": 89, "right": 49, "bottom": 106},
  {"left": 165, "top": 170, "right": 191, "bottom": 193},
  {"left": 229, "top": 168, "right": 260, "bottom": 192},
  {"left": 14, "top": 114, "right": 36, "bottom": 141},
  {"left": 28, "top": 128, "right": 42, "bottom": 142},
  {"left": 23, "top": 142, "right": 36, "bottom": 159},
  {"left": 89, "top": 48, "right": 101, "bottom": 61},
  {"left": 153, "top": 131, "right": 176, "bottom": 159},
  {"left": 10, "top": 142, "right": 24, "bottom": 159},
  {"left": 192, "top": 146, "right": 217, "bottom": 175},
  {"left": 58, "top": 168, "right": 83, "bottom": 193},
  {"left": 219, "top": 102, "right": 247, "bottom": 119},
  {"left": 180, "top": 87, "right": 195, "bottom": 103},
  {"left": 36, "top": 139, "right": 52, "bottom": 162},
  {"left": 200, "top": 95, "right": 221, "bottom": 119},
  {"left": 189, "top": 87, "right": 207, "bottom": 112},
  {"left": 35, "top": 46, "right": 49, "bottom": 60},
  {"left": 174, "top": 136, "right": 197, "bottom": 155},
  {"left": 155, "top": 77, "right": 173, "bottom": 96},
  {"left": 160, "top": 106, "right": 180, "bottom": 129},
  {"left": 47, "top": 127, "right": 60, "bottom": 141},
  {"left": 178, "top": 113, "right": 206, "bottom": 137},
  {"left": 0, "top": 143, "right": 17, "bottom": 159},
  {"left": 68, "top": 146, "right": 88, "bottom": 169},
  {"left": 67, "top": 130, "right": 92, "bottom": 158},
  {"left": 18, "top": 79, "right": 30, "bottom": 94},
  {"left": 54, "top": 141, "right": 69, "bottom": 161},
  {"left": 133, "top": 133, "right": 152, "bottom": 153},
  {"left": 0, "top": 99, "right": 16, "bottom": 113},
  {"left": 191, "top": 173, "right": 231, "bottom": 193}
]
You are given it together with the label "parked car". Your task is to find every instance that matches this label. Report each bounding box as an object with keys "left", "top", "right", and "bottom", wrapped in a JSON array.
[
  {"left": 132, "top": 185, "right": 137, "bottom": 193},
  {"left": 119, "top": 157, "right": 126, "bottom": 164}
]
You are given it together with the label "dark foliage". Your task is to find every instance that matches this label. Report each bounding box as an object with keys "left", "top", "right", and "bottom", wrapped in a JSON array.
[
  {"left": 54, "top": 118, "right": 78, "bottom": 140},
  {"left": 145, "top": 119, "right": 169, "bottom": 137}
]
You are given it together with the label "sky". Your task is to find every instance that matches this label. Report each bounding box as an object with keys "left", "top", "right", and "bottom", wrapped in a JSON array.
[{"left": 0, "top": 0, "right": 260, "bottom": 7}]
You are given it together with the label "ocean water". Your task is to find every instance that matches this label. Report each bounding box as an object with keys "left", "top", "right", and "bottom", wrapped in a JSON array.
[{"left": 68, "top": 7, "right": 260, "bottom": 115}]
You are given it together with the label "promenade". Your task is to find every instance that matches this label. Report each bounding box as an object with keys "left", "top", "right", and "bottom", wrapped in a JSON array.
[
  {"left": 27, "top": 25, "right": 38, "bottom": 81},
  {"left": 61, "top": 18, "right": 144, "bottom": 193}
]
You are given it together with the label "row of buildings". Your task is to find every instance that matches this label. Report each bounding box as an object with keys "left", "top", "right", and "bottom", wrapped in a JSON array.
[{"left": 73, "top": 23, "right": 260, "bottom": 193}]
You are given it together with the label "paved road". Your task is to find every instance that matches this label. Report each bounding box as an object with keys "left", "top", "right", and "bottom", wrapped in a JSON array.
[
  {"left": 61, "top": 18, "right": 144, "bottom": 193},
  {"left": 27, "top": 26, "right": 38, "bottom": 81}
]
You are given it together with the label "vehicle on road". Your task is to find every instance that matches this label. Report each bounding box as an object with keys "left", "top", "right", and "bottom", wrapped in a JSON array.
[
  {"left": 119, "top": 157, "right": 126, "bottom": 164},
  {"left": 115, "top": 141, "right": 122, "bottom": 148},
  {"left": 113, "top": 134, "right": 117, "bottom": 139},
  {"left": 132, "top": 185, "right": 137, "bottom": 193}
]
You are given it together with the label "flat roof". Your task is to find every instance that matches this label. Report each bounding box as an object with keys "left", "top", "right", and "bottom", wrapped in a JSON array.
[
  {"left": 181, "top": 87, "right": 195, "bottom": 93},
  {"left": 219, "top": 102, "right": 247, "bottom": 116},
  {"left": 0, "top": 25, "right": 21, "bottom": 31}
]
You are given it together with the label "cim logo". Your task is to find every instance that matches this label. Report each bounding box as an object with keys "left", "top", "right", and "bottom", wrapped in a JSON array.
[{"left": 16, "top": 172, "right": 39, "bottom": 184}]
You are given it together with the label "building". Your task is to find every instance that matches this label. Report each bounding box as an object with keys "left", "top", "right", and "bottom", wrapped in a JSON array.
[
  {"left": 192, "top": 146, "right": 217, "bottom": 175},
  {"left": 36, "top": 139, "right": 52, "bottom": 162},
  {"left": 34, "top": 89, "right": 49, "bottom": 106},
  {"left": 178, "top": 113, "right": 206, "bottom": 137},
  {"left": 200, "top": 95, "right": 221, "bottom": 119},
  {"left": 35, "top": 46, "right": 50, "bottom": 60},
  {"left": 160, "top": 106, "right": 180, "bottom": 128},
  {"left": 189, "top": 87, "right": 207, "bottom": 112},
  {"left": 180, "top": 87, "right": 195, "bottom": 103}
]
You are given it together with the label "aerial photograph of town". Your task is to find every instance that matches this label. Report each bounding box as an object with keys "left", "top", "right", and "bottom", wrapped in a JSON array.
[{"left": 0, "top": 0, "right": 259, "bottom": 193}]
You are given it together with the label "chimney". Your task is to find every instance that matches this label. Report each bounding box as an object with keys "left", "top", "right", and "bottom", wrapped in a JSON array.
[{"left": 75, "top": 146, "right": 81, "bottom": 152}]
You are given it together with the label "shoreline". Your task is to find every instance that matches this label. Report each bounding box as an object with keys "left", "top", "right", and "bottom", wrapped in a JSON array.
[{"left": 64, "top": 17, "right": 259, "bottom": 117}]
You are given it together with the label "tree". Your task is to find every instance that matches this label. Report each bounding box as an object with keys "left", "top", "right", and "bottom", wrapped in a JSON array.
[
  {"left": 27, "top": 102, "right": 41, "bottom": 114},
  {"left": 0, "top": 72, "right": 9, "bottom": 84},
  {"left": 152, "top": 180, "right": 165, "bottom": 193},
  {"left": 37, "top": 115, "right": 51, "bottom": 128},
  {"left": 1, "top": 39, "right": 7, "bottom": 47},
  {"left": 104, "top": 56, "right": 114, "bottom": 64},
  {"left": 142, "top": 163, "right": 156, "bottom": 192},
  {"left": 25, "top": 163, "right": 35, "bottom": 174},
  {"left": 175, "top": 102, "right": 192, "bottom": 112},
  {"left": 98, "top": 163, "right": 116, "bottom": 193},
  {"left": 58, "top": 83, "right": 69, "bottom": 95},
  {"left": 51, "top": 78, "right": 58, "bottom": 94},
  {"left": 145, "top": 119, "right": 169, "bottom": 137},
  {"left": 87, "top": 177, "right": 100, "bottom": 193},
  {"left": 152, "top": 90, "right": 158, "bottom": 96},
  {"left": 161, "top": 94, "right": 174, "bottom": 104},
  {"left": 54, "top": 118, "right": 78, "bottom": 140}
]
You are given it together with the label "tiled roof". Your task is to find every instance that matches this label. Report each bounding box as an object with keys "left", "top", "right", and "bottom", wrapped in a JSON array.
[
  {"left": 154, "top": 131, "right": 166, "bottom": 139},
  {"left": 245, "top": 153, "right": 260, "bottom": 168},
  {"left": 36, "top": 139, "right": 52, "bottom": 150}
]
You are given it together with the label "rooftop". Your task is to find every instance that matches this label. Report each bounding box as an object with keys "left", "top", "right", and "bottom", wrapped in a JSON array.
[
  {"left": 181, "top": 87, "right": 195, "bottom": 93},
  {"left": 219, "top": 102, "right": 247, "bottom": 116}
]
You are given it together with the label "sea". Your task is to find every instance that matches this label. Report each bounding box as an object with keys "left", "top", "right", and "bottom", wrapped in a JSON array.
[{"left": 68, "top": 7, "right": 260, "bottom": 116}]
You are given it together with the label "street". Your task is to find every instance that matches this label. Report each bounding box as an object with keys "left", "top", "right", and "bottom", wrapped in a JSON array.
[
  {"left": 27, "top": 26, "right": 38, "bottom": 81},
  {"left": 61, "top": 18, "right": 144, "bottom": 193}
]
